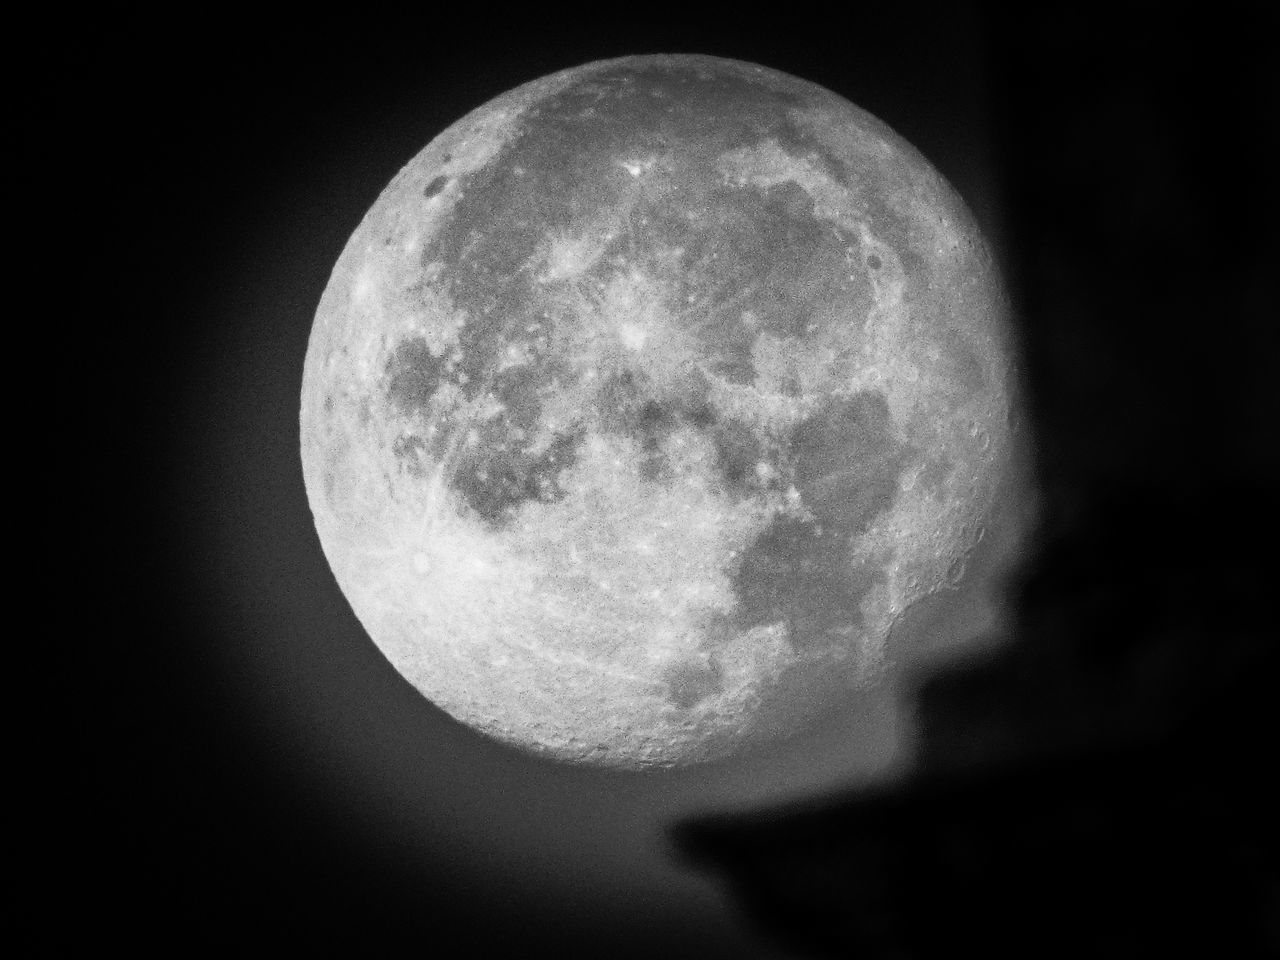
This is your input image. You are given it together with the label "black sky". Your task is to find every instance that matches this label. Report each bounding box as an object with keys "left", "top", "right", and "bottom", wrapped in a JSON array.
[{"left": 30, "top": 7, "right": 1275, "bottom": 957}]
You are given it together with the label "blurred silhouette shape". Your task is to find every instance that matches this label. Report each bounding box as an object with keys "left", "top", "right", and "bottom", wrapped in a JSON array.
[
  {"left": 675, "top": 488, "right": 1275, "bottom": 956},
  {"left": 673, "top": 10, "right": 1277, "bottom": 957}
]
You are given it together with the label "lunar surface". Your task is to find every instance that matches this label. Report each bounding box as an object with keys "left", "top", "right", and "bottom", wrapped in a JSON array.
[{"left": 300, "top": 55, "right": 1016, "bottom": 768}]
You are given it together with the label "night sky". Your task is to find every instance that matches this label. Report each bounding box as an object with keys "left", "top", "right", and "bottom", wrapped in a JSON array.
[{"left": 32, "top": 8, "right": 1274, "bottom": 956}]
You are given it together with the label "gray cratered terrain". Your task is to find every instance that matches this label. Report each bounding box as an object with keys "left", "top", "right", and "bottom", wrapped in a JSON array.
[{"left": 300, "top": 55, "right": 1016, "bottom": 767}]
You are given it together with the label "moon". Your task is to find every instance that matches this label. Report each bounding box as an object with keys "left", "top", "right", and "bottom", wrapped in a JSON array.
[{"left": 300, "top": 54, "right": 1017, "bottom": 768}]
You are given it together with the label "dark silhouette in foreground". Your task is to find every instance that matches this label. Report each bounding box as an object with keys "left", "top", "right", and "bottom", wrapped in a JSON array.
[
  {"left": 673, "top": 13, "right": 1277, "bottom": 958},
  {"left": 674, "top": 490, "right": 1275, "bottom": 956}
]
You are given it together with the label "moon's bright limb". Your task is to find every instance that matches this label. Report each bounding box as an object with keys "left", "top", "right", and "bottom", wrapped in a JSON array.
[{"left": 300, "top": 55, "right": 1017, "bottom": 768}]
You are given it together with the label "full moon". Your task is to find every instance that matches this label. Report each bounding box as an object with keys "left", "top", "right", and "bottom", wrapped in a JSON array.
[{"left": 300, "top": 55, "right": 1016, "bottom": 768}]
